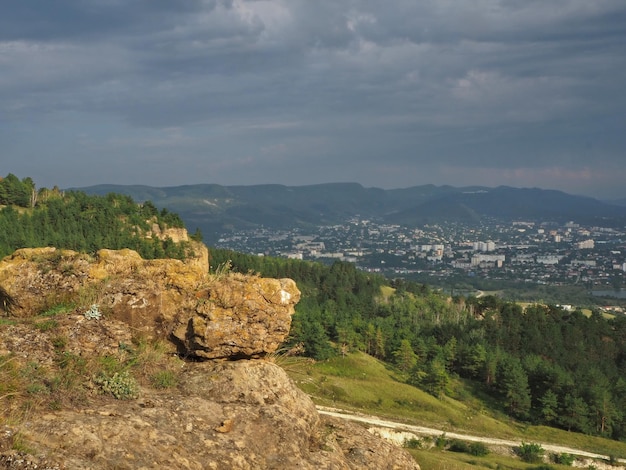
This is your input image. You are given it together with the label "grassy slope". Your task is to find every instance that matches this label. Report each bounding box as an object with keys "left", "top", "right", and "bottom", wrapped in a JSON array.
[{"left": 285, "top": 351, "right": 626, "bottom": 463}]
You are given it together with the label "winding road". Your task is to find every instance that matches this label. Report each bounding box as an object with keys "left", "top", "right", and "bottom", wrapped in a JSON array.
[{"left": 316, "top": 406, "right": 626, "bottom": 465}]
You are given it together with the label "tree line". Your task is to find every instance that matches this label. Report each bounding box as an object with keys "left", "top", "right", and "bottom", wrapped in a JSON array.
[{"left": 210, "top": 248, "right": 626, "bottom": 441}]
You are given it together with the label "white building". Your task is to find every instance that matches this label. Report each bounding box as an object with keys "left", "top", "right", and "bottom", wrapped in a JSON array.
[
  {"left": 471, "top": 254, "right": 505, "bottom": 267},
  {"left": 576, "top": 239, "right": 594, "bottom": 250},
  {"left": 473, "top": 241, "right": 496, "bottom": 252}
]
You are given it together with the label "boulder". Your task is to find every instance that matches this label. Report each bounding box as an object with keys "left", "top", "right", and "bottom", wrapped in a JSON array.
[{"left": 171, "top": 276, "right": 300, "bottom": 359}]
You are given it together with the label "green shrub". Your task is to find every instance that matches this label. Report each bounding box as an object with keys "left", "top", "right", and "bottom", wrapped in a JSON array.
[
  {"left": 403, "top": 437, "right": 423, "bottom": 449},
  {"left": 468, "top": 442, "right": 489, "bottom": 457},
  {"left": 434, "top": 433, "right": 447, "bottom": 449},
  {"left": 517, "top": 442, "right": 545, "bottom": 463},
  {"left": 552, "top": 452, "right": 575, "bottom": 466},
  {"left": 447, "top": 439, "right": 490, "bottom": 457},
  {"left": 448, "top": 439, "right": 470, "bottom": 453},
  {"left": 94, "top": 371, "right": 138, "bottom": 400}
]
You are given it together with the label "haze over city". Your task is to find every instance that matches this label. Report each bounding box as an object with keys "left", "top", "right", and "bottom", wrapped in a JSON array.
[{"left": 2, "top": 1, "right": 625, "bottom": 199}]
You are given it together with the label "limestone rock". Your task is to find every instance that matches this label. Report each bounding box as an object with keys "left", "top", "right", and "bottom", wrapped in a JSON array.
[
  {"left": 0, "top": 246, "right": 298, "bottom": 358},
  {"left": 5, "top": 361, "right": 418, "bottom": 469},
  {"left": 171, "top": 276, "right": 300, "bottom": 359}
]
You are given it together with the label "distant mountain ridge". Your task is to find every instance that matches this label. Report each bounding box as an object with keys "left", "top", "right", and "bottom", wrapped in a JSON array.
[{"left": 75, "top": 183, "right": 626, "bottom": 242}]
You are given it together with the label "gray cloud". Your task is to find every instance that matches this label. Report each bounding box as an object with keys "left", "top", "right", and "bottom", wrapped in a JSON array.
[{"left": 1, "top": 0, "right": 625, "bottom": 198}]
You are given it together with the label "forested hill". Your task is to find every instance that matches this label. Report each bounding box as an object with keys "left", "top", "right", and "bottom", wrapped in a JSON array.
[
  {"left": 0, "top": 173, "right": 193, "bottom": 260},
  {"left": 211, "top": 248, "right": 626, "bottom": 441}
]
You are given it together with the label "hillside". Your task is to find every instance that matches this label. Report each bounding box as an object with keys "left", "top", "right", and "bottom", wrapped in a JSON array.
[
  {"left": 3, "top": 175, "right": 626, "bottom": 467},
  {"left": 0, "top": 247, "right": 417, "bottom": 469},
  {"left": 294, "top": 352, "right": 626, "bottom": 468},
  {"left": 75, "top": 183, "right": 626, "bottom": 242}
]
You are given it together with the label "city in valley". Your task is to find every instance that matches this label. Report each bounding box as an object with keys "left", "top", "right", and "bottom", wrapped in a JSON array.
[{"left": 215, "top": 217, "right": 626, "bottom": 313}]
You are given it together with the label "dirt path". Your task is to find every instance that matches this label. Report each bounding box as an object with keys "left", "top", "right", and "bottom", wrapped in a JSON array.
[{"left": 317, "top": 406, "right": 626, "bottom": 465}]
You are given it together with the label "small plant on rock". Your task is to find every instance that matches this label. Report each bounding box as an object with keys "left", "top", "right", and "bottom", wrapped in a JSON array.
[
  {"left": 150, "top": 370, "right": 178, "bottom": 389},
  {"left": 84, "top": 304, "right": 102, "bottom": 320},
  {"left": 94, "top": 371, "right": 138, "bottom": 400}
]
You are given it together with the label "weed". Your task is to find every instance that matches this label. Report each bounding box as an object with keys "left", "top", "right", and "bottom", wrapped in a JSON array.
[
  {"left": 33, "top": 319, "right": 58, "bottom": 331},
  {"left": 94, "top": 371, "right": 139, "bottom": 400},
  {"left": 263, "top": 343, "right": 311, "bottom": 377},
  {"left": 52, "top": 351, "right": 88, "bottom": 393},
  {"left": 51, "top": 335, "right": 68, "bottom": 350},
  {"left": 98, "top": 355, "right": 125, "bottom": 375},
  {"left": 59, "top": 262, "right": 75, "bottom": 276},
  {"left": 10, "top": 432, "right": 35, "bottom": 454},
  {"left": 83, "top": 304, "right": 102, "bottom": 320},
  {"left": 39, "top": 303, "right": 74, "bottom": 317},
  {"left": 74, "top": 282, "right": 106, "bottom": 312},
  {"left": 212, "top": 260, "right": 232, "bottom": 280},
  {"left": 150, "top": 370, "right": 178, "bottom": 389},
  {"left": 0, "top": 356, "right": 21, "bottom": 402}
]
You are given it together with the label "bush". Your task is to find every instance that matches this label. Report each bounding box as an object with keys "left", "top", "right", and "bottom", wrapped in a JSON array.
[
  {"left": 552, "top": 453, "right": 575, "bottom": 466},
  {"left": 468, "top": 442, "right": 489, "bottom": 457},
  {"left": 448, "top": 439, "right": 490, "bottom": 457},
  {"left": 516, "top": 442, "right": 545, "bottom": 463},
  {"left": 448, "top": 440, "right": 470, "bottom": 453},
  {"left": 403, "top": 437, "right": 423, "bottom": 449},
  {"left": 434, "top": 433, "right": 447, "bottom": 449},
  {"left": 94, "top": 371, "right": 138, "bottom": 400}
]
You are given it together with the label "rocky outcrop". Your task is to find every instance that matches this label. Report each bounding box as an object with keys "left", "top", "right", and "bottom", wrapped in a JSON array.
[
  {"left": 0, "top": 247, "right": 419, "bottom": 469},
  {"left": 1, "top": 359, "right": 418, "bottom": 469},
  {"left": 0, "top": 246, "right": 298, "bottom": 359}
]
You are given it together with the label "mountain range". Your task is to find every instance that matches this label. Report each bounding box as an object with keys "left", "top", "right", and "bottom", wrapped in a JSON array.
[{"left": 76, "top": 183, "right": 626, "bottom": 243}]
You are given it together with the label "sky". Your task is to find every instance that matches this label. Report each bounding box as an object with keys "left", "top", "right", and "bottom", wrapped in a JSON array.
[{"left": 1, "top": 1, "right": 625, "bottom": 199}]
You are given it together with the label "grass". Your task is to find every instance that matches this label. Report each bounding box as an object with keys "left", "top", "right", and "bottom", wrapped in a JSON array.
[
  {"left": 287, "top": 351, "right": 626, "bottom": 463},
  {"left": 292, "top": 352, "right": 519, "bottom": 439},
  {"left": 0, "top": 311, "right": 184, "bottom": 428},
  {"left": 407, "top": 446, "right": 582, "bottom": 470}
]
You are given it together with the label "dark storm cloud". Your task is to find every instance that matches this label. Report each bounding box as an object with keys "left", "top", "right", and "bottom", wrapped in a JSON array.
[
  {"left": 1, "top": 0, "right": 625, "bottom": 198},
  {"left": 0, "top": 0, "right": 208, "bottom": 41}
]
